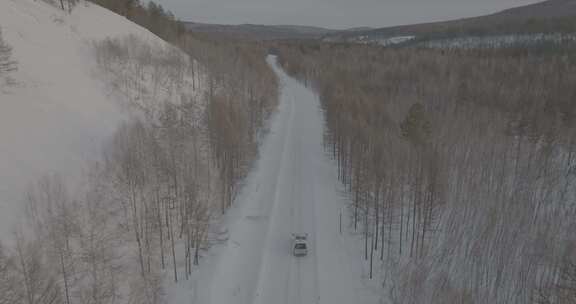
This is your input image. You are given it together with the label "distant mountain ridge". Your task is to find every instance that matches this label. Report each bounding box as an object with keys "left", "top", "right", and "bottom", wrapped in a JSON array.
[
  {"left": 325, "top": 0, "right": 576, "bottom": 42},
  {"left": 183, "top": 0, "right": 576, "bottom": 42},
  {"left": 496, "top": 0, "right": 576, "bottom": 19}
]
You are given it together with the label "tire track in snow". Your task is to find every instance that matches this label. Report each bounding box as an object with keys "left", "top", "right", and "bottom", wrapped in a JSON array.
[
  {"left": 309, "top": 161, "right": 321, "bottom": 304},
  {"left": 294, "top": 125, "right": 304, "bottom": 304},
  {"left": 297, "top": 79, "right": 321, "bottom": 304},
  {"left": 251, "top": 86, "right": 297, "bottom": 304}
]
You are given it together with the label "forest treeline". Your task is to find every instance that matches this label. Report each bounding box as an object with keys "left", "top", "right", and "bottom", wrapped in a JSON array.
[
  {"left": 403, "top": 16, "right": 576, "bottom": 43},
  {"left": 88, "top": 0, "right": 186, "bottom": 44},
  {"left": 0, "top": 1, "right": 278, "bottom": 304},
  {"left": 276, "top": 41, "right": 576, "bottom": 303}
]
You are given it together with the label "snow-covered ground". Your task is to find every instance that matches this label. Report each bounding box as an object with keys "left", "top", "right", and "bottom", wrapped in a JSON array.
[
  {"left": 335, "top": 35, "right": 415, "bottom": 46},
  {"left": 359, "top": 35, "right": 414, "bottom": 46},
  {"left": 0, "top": 0, "right": 181, "bottom": 242},
  {"left": 322, "top": 35, "right": 416, "bottom": 46},
  {"left": 376, "top": 35, "right": 415, "bottom": 46},
  {"left": 166, "top": 56, "right": 381, "bottom": 304}
]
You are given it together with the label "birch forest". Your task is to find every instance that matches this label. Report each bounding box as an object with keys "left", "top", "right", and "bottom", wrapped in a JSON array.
[{"left": 276, "top": 41, "right": 576, "bottom": 304}]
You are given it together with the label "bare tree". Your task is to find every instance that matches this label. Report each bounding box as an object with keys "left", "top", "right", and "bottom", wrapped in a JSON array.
[
  {"left": 13, "top": 230, "right": 62, "bottom": 304},
  {"left": 25, "top": 175, "right": 78, "bottom": 304},
  {"left": 0, "top": 243, "right": 22, "bottom": 304},
  {"left": 0, "top": 27, "right": 16, "bottom": 76}
]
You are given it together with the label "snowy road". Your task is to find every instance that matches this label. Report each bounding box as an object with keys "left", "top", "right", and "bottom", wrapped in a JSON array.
[{"left": 192, "top": 56, "right": 376, "bottom": 304}]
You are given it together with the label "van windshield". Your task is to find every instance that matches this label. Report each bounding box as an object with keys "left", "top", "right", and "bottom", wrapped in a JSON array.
[{"left": 295, "top": 243, "right": 306, "bottom": 249}]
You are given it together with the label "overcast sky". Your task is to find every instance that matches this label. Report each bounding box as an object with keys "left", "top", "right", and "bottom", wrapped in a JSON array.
[{"left": 153, "top": 0, "right": 543, "bottom": 29}]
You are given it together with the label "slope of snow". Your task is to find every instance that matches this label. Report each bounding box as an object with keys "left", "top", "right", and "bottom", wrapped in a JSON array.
[
  {"left": 0, "top": 0, "right": 181, "bottom": 242},
  {"left": 165, "top": 56, "right": 380, "bottom": 304}
]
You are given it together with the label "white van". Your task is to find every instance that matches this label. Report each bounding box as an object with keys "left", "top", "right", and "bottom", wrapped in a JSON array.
[{"left": 292, "top": 233, "right": 308, "bottom": 256}]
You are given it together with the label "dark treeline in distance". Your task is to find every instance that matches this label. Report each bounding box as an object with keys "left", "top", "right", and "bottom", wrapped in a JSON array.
[
  {"left": 276, "top": 41, "right": 576, "bottom": 303},
  {"left": 90, "top": 0, "right": 186, "bottom": 44}
]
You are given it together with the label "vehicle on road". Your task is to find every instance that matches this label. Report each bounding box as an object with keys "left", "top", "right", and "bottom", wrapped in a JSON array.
[{"left": 292, "top": 233, "right": 308, "bottom": 256}]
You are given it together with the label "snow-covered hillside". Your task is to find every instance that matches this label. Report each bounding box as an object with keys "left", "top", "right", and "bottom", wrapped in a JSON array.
[{"left": 0, "top": 0, "right": 200, "bottom": 242}]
